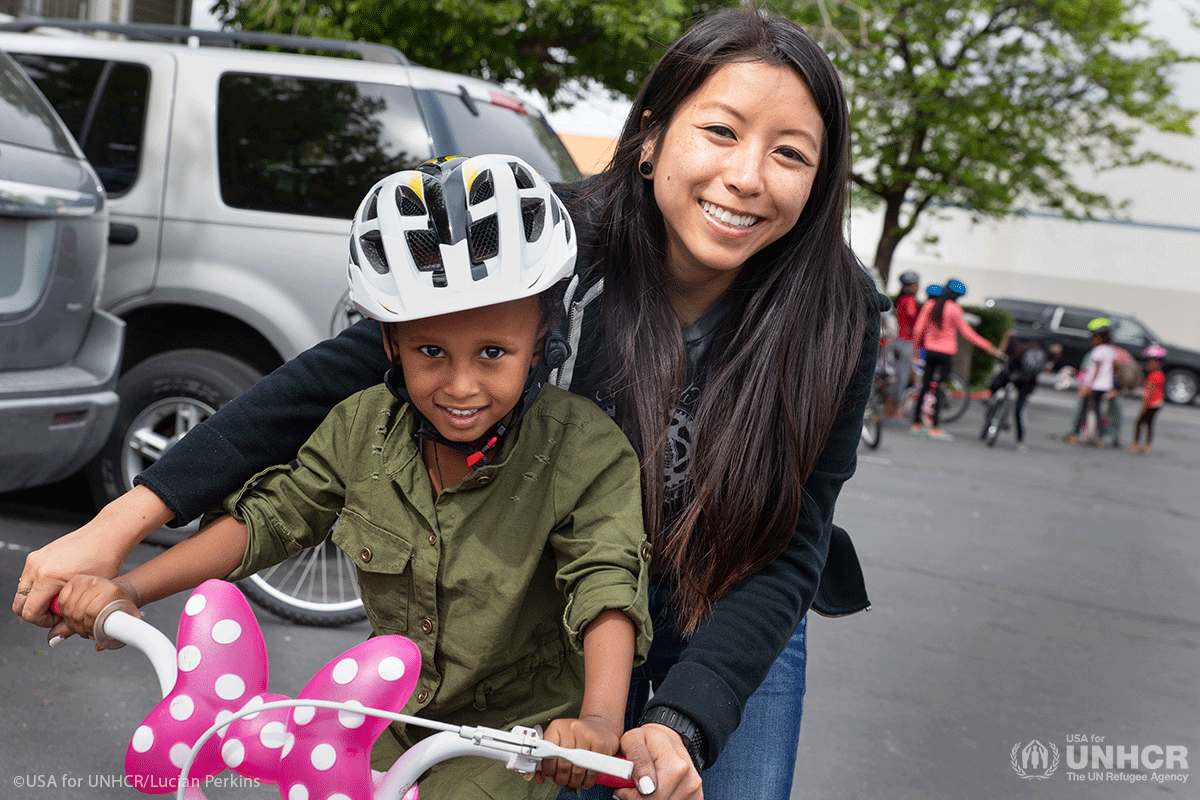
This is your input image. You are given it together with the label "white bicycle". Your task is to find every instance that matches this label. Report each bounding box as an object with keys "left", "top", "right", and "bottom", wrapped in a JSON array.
[{"left": 54, "top": 580, "right": 634, "bottom": 800}]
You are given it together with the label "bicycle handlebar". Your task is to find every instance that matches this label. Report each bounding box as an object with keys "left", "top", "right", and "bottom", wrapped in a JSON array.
[{"left": 53, "top": 591, "right": 636, "bottom": 798}]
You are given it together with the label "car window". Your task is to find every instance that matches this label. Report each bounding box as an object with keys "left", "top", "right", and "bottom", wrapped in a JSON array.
[
  {"left": 430, "top": 90, "right": 581, "bottom": 183},
  {"left": 217, "top": 73, "right": 433, "bottom": 219},
  {"left": 1110, "top": 317, "right": 1149, "bottom": 345},
  {"left": 10, "top": 53, "right": 150, "bottom": 195},
  {"left": 0, "top": 51, "right": 77, "bottom": 155},
  {"left": 1058, "top": 310, "right": 1095, "bottom": 334}
]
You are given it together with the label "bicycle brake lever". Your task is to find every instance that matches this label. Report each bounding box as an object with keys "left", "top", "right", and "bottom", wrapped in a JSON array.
[{"left": 455, "top": 724, "right": 635, "bottom": 784}]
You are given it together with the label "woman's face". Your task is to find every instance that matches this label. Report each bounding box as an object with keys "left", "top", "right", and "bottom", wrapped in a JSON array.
[{"left": 645, "top": 60, "right": 825, "bottom": 289}]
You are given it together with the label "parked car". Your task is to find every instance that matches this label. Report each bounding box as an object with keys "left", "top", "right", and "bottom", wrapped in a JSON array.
[
  {"left": 0, "top": 47, "right": 123, "bottom": 492},
  {"left": 0, "top": 20, "right": 583, "bottom": 508},
  {"left": 985, "top": 297, "right": 1200, "bottom": 404}
]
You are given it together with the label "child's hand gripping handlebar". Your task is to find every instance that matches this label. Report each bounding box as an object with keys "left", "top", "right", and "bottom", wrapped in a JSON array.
[{"left": 53, "top": 582, "right": 636, "bottom": 799}]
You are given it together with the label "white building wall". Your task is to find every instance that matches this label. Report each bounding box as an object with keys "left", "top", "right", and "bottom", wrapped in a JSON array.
[{"left": 859, "top": 126, "right": 1200, "bottom": 349}]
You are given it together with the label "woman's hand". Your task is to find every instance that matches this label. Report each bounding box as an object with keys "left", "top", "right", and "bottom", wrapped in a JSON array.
[
  {"left": 13, "top": 486, "right": 171, "bottom": 628},
  {"left": 615, "top": 723, "right": 703, "bottom": 800},
  {"left": 539, "top": 714, "right": 622, "bottom": 789},
  {"left": 53, "top": 575, "right": 140, "bottom": 649}
]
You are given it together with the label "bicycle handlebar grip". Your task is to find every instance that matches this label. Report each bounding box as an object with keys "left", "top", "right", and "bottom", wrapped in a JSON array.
[{"left": 595, "top": 771, "right": 637, "bottom": 789}]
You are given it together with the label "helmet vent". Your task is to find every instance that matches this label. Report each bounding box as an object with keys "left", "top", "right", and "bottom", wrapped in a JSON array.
[
  {"left": 468, "top": 214, "right": 500, "bottom": 264},
  {"left": 359, "top": 230, "right": 389, "bottom": 275},
  {"left": 470, "top": 170, "right": 495, "bottom": 205},
  {"left": 398, "top": 185, "right": 425, "bottom": 217},
  {"left": 363, "top": 188, "right": 380, "bottom": 222},
  {"left": 510, "top": 162, "right": 535, "bottom": 189},
  {"left": 405, "top": 229, "right": 443, "bottom": 273},
  {"left": 521, "top": 198, "right": 545, "bottom": 242}
]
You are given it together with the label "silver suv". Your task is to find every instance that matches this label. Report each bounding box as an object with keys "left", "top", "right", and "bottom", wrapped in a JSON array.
[
  {"left": 0, "top": 47, "right": 122, "bottom": 492},
  {"left": 1, "top": 20, "right": 582, "bottom": 512}
]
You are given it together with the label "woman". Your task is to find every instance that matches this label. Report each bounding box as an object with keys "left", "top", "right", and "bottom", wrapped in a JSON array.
[
  {"left": 14, "top": 9, "right": 882, "bottom": 800},
  {"left": 911, "top": 279, "right": 1000, "bottom": 441}
]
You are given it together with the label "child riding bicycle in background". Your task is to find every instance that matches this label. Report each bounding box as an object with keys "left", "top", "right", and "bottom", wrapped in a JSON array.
[
  {"left": 50, "top": 155, "right": 652, "bottom": 799},
  {"left": 985, "top": 330, "right": 1061, "bottom": 451}
]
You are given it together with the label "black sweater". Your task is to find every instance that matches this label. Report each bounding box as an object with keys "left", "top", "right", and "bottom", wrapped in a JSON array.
[{"left": 136, "top": 180, "right": 880, "bottom": 766}]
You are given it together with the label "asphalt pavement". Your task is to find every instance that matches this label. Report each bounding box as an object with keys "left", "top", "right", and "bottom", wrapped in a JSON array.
[
  {"left": 794, "top": 388, "right": 1199, "bottom": 799},
  {"left": 0, "top": 387, "right": 1196, "bottom": 800}
]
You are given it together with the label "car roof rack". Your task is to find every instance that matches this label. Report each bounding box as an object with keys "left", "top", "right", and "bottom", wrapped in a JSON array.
[{"left": 0, "top": 18, "right": 409, "bottom": 65}]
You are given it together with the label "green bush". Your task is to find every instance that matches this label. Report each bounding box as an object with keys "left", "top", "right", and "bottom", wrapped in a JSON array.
[{"left": 962, "top": 305, "right": 1013, "bottom": 388}]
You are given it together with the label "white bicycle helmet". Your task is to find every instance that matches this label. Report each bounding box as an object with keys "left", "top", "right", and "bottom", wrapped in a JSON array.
[{"left": 348, "top": 154, "right": 576, "bottom": 322}]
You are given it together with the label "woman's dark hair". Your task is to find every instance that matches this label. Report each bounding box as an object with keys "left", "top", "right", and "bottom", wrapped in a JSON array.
[
  {"left": 930, "top": 295, "right": 949, "bottom": 327},
  {"left": 589, "top": 6, "right": 872, "bottom": 634}
]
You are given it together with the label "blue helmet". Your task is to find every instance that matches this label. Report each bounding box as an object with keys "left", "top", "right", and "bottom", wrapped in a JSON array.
[
  {"left": 925, "top": 284, "right": 943, "bottom": 298},
  {"left": 946, "top": 278, "right": 967, "bottom": 297},
  {"left": 898, "top": 270, "right": 920, "bottom": 286}
]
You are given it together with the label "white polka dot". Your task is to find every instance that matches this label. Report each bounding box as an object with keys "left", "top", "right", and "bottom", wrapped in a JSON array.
[
  {"left": 221, "top": 738, "right": 246, "bottom": 768},
  {"left": 169, "top": 742, "right": 192, "bottom": 768},
  {"left": 337, "top": 700, "right": 365, "bottom": 729},
  {"left": 260, "top": 721, "right": 288, "bottom": 749},
  {"left": 169, "top": 694, "right": 195, "bottom": 721},
  {"left": 215, "top": 709, "right": 235, "bottom": 738},
  {"left": 310, "top": 743, "right": 336, "bottom": 771},
  {"left": 288, "top": 785, "right": 309, "bottom": 800},
  {"left": 293, "top": 706, "right": 315, "bottom": 725},
  {"left": 211, "top": 618, "right": 242, "bottom": 645},
  {"left": 184, "top": 594, "right": 207, "bottom": 616},
  {"left": 238, "top": 694, "right": 265, "bottom": 720},
  {"left": 328, "top": 795, "right": 352, "bottom": 800},
  {"left": 377, "top": 656, "right": 406, "bottom": 681},
  {"left": 131, "top": 725, "right": 154, "bottom": 753},
  {"left": 215, "top": 674, "right": 246, "bottom": 701},
  {"left": 281, "top": 733, "right": 296, "bottom": 759},
  {"left": 178, "top": 645, "right": 202, "bottom": 672},
  {"left": 332, "top": 657, "right": 358, "bottom": 684}
]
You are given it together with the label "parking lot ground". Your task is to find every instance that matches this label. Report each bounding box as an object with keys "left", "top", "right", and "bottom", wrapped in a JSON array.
[{"left": 794, "top": 390, "right": 1199, "bottom": 799}]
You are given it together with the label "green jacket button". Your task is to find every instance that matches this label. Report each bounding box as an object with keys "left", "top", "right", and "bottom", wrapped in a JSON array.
[
  {"left": 421, "top": 617, "right": 434, "bottom": 634},
  {"left": 360, "top": 547, "right": 372, "bottom": 563}
]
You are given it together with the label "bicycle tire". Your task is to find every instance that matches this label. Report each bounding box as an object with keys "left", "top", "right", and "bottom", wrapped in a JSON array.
[
  {"left": 938, "top": 372, "right": 971, "bottom": 423},
  {"left": 861, "top": 394, "right": 883, "bottom": 449},
  {"left": 240, "top": 539, "right": 367, "bottom": 627},
  {"left": 985, "top": 390, "right": 1008, "bottom": 447}
]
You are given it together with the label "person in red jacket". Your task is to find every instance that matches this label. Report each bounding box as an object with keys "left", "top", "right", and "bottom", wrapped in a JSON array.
[
  {"left": 910, "top": 279, "right": 1000, "bottom": 441},
  {"left": 1133, "top": 344, "right": 1168, "bottom": 454},
  {"left": 885, "top": 271, "right": 921, "bottom": 418}
]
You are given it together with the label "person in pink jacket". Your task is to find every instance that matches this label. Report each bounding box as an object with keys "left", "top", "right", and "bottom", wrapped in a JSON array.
[{"left": 911, "top": 279, "right": 1000, "bottom": 441}]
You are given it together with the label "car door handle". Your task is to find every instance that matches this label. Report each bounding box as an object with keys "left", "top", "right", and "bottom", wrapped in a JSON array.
[{"left": 109, "top": 222, "right": 139, "bottom": 245}]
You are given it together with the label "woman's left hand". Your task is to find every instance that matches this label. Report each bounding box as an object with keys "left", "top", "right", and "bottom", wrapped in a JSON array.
[{"left": 614, "top": 723, "right": 703, "bottom": 800}]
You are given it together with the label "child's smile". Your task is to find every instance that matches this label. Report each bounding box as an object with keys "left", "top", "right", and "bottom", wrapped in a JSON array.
[{"left": 386, "top": 295, "right": 543, "bottom": 445}]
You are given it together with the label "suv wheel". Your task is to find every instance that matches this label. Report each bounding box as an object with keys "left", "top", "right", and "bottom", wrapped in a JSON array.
[
  {"left": 1164, "top": 369, "right": 1199, "bottom": 405},
  {"left": 86, "top": 349, "right": 263, "bottom": 520}
]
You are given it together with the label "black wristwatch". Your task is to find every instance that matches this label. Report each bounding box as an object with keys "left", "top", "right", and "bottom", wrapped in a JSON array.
[{"left": 640, "top": 706, "right": 706, "bottom": 772}]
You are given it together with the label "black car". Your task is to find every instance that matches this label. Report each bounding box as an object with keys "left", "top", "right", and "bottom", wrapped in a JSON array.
[
  {"left": 0, "top": 48, "right": 124, "bottom": 490},
  {"left": 985, "top": 297, "right": 1200, "bottom": 404}
]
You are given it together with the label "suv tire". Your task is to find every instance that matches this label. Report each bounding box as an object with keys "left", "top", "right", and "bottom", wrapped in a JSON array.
[
  {"left": 87, "top": 349, "right": 263, "bottom": 517},
  {"left": 1164, "top": 368, "right": 1199, "bottom": 405}
]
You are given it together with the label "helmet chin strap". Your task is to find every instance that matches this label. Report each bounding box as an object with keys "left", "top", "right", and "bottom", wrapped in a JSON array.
[{"left": 383, "top": 331, "right": 570, "bottom": 470}]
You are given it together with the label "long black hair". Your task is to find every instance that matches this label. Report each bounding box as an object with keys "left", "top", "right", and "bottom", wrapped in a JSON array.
[{"left": 585, "top": 7, "right": 873, "bottom": 634}]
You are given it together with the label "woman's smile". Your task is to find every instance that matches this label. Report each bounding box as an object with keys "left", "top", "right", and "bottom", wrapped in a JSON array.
[{"left": 698, "top": 199, "right": 762, "bottom": 230}]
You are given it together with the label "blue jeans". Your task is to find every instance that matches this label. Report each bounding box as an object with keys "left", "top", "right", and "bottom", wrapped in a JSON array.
[{"left": 559, "top": 589, "right": 808, "bottom": 800}]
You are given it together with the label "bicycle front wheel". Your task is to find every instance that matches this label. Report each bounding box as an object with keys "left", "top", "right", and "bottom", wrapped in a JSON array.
[
  {"left": 938, "top": 372, "right": 971, "bottom": 423},
  {"left": 240, "top": 539, "right": 367, "bottom": 627},
  {"left": 861, "top": 393, "right": 883, "bottom": 449},
  {"left": 985, "top": 391, "right": 1008, "bottom": 447}
]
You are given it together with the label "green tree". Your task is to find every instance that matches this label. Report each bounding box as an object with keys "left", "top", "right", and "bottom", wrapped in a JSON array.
[
  {"left": 211, "top": 0, "right": 689, "bottom": 106},
  {"left": 780, "top": 0, "right": 1197, "bottom": 280}
]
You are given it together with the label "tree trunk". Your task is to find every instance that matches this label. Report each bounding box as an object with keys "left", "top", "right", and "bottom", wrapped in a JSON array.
[{"left": 872, "top": 195, "right": 908, "bottom": 284}]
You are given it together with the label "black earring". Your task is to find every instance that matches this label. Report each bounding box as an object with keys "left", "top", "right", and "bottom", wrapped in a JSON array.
[{"left": 639, "top": 161, "right": 653, "bottom": 177}]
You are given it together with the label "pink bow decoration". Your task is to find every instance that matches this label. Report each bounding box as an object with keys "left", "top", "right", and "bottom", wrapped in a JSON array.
[{"left": 125, "top": 580, "right": 422, "bottom": 800}]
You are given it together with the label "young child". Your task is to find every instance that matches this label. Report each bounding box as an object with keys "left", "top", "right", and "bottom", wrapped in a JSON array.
[
  {"left": 1066, "top": 318, "right": 1118, "bottom": 447},
  {"left": 51, "top": 155, "right": 652, "bottom": 799},
  {"left": 1132, "top": 344, "right": 1167, "bottom": 454}
]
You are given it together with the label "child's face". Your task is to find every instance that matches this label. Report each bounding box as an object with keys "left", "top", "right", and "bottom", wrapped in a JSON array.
[{"left": 386, "top": 296, "right": 543, "bottom": 444}]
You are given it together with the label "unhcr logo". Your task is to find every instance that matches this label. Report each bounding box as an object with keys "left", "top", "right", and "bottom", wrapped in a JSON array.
[{"left": 1010, "top": 740, "right": 1060, "bottom": 780}]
